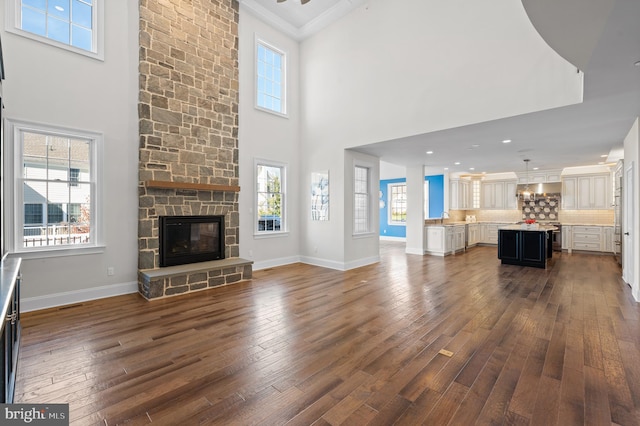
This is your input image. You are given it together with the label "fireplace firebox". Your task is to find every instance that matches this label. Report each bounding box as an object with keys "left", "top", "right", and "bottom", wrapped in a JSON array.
[{"left": 159, "top": 215, "right": 225, "bottom": 267}]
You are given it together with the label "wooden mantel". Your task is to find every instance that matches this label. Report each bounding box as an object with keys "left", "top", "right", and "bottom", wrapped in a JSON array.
[{"left": 145, "top": 180, "right": 240, "bottom": 192}]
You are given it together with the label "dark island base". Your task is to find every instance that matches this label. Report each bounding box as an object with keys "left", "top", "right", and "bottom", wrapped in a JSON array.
[{"left": 498, "top": 229, "right": 553, "bottom": 269}]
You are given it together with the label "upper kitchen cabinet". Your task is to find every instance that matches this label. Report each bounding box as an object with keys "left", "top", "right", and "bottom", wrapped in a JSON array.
[
  {"left": 449, "top": 178, "right": 470, "bottom": 210},
  {"left": 516, "top": 169, "right": 562, "bottom": 184},
  {"left": 481, "top": 180, "right": 517, "bottom": 210},
  {"left": 562, "top": 173, "right": 611, "bottom": 210}
]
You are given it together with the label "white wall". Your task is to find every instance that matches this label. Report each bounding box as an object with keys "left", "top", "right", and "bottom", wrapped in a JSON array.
[
  {"left": 299, "top": 0, "right": 582, "bottom": 150},
  {"left": 623, "top": 118, "right": 639, "bottom": 300},
  {"left": 1, "top": 1, "right": 139, "bottom": 308},
  {"left": 238, "top": 7, "right": 301, "bottom": 270},
  {"left": 297, "top": 0, "right": 581, "bottom": 268}
]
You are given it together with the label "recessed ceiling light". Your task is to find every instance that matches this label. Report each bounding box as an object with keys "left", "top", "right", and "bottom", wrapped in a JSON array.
[
  {"left": 426, "top": 151, "right": 434, "bottom": 155},
  {"left": 502, "top": 139, "right": 512, "bottom": 144},
  {"left": 55, "top": 5, "right": 64, "bottom": 11},
  {"left": 469, "top": 167, "right": 475, "bottom": 171},
  {"left": 533, "top": 167, "right": 539, "bottom": 170},
  {"left": 635, "top": 60, "right": 640, "bottom": 67},
  {"left": 600, "top": 154, "right": 608, "bottom": 158},
  {"left": 444, "top": 167, "right": 449, "bottom": 170},
  {"left": 454, "top": 162, "right": 461, "bottom": 165},
  {"left": 598, "top": 161, "right": 605, "bottom": 165}
]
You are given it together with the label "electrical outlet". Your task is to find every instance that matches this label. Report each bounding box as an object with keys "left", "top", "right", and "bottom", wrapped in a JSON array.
[{"left": 107, "top": 267, "right": 115, "bottom": 276}]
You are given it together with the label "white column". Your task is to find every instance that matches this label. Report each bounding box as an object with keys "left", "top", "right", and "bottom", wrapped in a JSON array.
[{"left": 405, "top": 165, "right": 425, "bottom": 255}]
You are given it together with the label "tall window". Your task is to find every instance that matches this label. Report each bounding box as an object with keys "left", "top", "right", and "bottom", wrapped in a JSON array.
[
  {"left": 388, "top": 183, "right": 407, "bottom": 224},
  {"left": 472, "top": 179, "right": 481, "bottom": 209},
  {"left": 354, "top": 166, "right": 370, "bottom": 234},
  {"left": 256, "top": 161, "right": 286, "bottom": 234},
  {"left": 7, "top": 0, "right": 103, "bottom": 59},
  {"left": 256, "top": 39, "right": 285, "bottom": 115},
  {"left": 7, "top": 120, "right": 102, "bottom": 251}
]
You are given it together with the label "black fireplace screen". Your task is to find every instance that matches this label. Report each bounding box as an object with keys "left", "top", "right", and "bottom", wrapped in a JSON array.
[{"left": 159, "top": 215, "right": 224, "bottom": 267}]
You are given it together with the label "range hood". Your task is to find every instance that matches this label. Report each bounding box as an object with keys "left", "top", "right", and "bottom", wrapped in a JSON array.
[{"left": 516, "top": 182, "right": 562, "bottom": 198}]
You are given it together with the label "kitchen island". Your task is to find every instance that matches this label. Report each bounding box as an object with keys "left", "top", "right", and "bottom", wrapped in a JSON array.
[{"left": 498, "top": 225, "right": 557, "bottom": 268}]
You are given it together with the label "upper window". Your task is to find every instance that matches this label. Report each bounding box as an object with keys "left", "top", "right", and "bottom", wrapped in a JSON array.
[
  {"left": 6, "top": 0, "right": 103, "bottom": 59},
  {"left": 256, "top": 39, "right": 286, "bottom": 116},
  {"left": 5, "top": 119, "right": 103, "bottom": 253},
  {"left": 256, "top": 161, "right": 286, "bottom": 235},
  {"left": 388, "top": 183, "right": 407, "bottom": 225},
  {"left": 472, "top": 179, "right": 481, "bottom": 209},
  {"left": 354, "top": 165, "right": 370, "bottom": 234}
]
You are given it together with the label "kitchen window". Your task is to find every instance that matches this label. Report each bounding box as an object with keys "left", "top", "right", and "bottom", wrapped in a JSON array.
[
  {"left": 6, "top": 0, "right": 104, "bottom": 59},
  {"left": 5, "top": 119, "right": 103, "bottom": 254},
  {"left": 255, "top": 38, "right": 286, "bottom": 116},
  {"left": 388, "top": 183, "right": 407, "bottom": 225}
]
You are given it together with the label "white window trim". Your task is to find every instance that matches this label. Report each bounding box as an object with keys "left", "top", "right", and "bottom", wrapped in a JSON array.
[
  {"left": 254, "top": 34, "right": 288, "bottom": 118},
  {"left": 254, "top": 158, "right": 288, "bottom": 238},
  {"left": 4, "top": 119, "right": 105, "bottom": 258},
  {"left": 353, "top": 160, "right": 375, "bottom": 237},
  {"left": 5, "top": 0, "right": 105, "bottom": 61},
  {"left": 387, "top": 182, "right": 407, "bottom": 226}
]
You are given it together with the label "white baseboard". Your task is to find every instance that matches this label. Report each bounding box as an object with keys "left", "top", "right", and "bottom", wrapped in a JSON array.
[
  {"left": 21, "top": 281, "right": 139, "bottom": 312},
  {"left": 380, "top": 236, "right": 406, "bottom": 242},
  {"left": 299, "top": 255, "right": 380, "bottom": 271},
  {"left": 405, "top": 247, "right": 426, "bottom": 255},
  {"left": 252, "top": 255, "right": 302, "bottom": 271}
]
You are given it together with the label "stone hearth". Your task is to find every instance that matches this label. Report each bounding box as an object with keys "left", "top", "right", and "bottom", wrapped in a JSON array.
[{"left": 138, "top": 258, "right": 252, "bottom": 300}]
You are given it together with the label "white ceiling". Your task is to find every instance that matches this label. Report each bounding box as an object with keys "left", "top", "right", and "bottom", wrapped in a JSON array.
[{"left": 242, "top": 0, "right": 640, "bottom": 175}]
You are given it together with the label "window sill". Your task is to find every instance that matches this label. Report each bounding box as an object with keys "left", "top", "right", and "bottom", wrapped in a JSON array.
[
  {"left": 8, "top": 244, "right": 106, "bottom": 260},
  {"left": 253, "top": 231, "right": 290, "bottom": 239}
]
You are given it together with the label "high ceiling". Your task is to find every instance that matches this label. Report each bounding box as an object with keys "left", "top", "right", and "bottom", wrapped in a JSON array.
[{"left": 241, "top": 0, "right": 640, "bottom": 175}]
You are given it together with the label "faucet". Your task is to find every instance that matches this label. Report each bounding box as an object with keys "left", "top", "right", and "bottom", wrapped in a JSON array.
[{"left": 440, "top": 211, "right": 450, "bottom": 224}]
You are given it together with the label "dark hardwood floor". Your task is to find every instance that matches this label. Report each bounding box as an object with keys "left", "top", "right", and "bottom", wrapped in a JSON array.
[{"left": 15, "top": 242, "right": 640, "bottom": 425}]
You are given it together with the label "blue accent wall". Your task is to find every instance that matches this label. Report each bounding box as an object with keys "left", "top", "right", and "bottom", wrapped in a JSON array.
[
  {"left": 425, "top": 174, "right": 445, "bottom": 219},
  {"left": 379, "top": 174, "right": 444, "bottom": 237}
]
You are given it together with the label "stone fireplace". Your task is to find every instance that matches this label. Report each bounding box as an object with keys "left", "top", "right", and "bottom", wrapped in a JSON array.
[{"left": 137, "top": 0, "right": 251, "bottom": 300}]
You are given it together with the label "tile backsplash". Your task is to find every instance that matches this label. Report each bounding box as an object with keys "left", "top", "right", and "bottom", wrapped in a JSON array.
[{"left": 461, "top": 208, "right": 613, "bottom": 224}]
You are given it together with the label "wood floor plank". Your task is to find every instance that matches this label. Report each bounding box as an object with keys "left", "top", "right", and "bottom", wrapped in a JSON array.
[{"left": 13, "top": 244, "right": 639, "bottom": 425}]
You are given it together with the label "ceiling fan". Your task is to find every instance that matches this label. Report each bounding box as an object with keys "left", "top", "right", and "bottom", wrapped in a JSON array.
[{"left": 277, "top": 0, "right": 312, "bottom": 4}]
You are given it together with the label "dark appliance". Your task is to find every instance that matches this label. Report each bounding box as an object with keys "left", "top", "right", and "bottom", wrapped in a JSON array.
[{"left": 159, "top": 215, "right": 225, "bottom": 267}]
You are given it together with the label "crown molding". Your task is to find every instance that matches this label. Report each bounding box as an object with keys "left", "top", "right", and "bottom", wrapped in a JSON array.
[{"left": 239, "top": 0, "right": 367, "bottom": 41}]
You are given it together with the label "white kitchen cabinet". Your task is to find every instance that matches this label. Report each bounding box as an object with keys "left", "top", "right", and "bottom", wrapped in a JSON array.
[
  {"left": 454, "top": 226, "right": 466, "bottom": 252},
  {"left": 481, "top": 180, "right": 517, "bottom": 210},
  {"left": 562, "top": 225, "right": 572, "bottom": 250},
  {"left": 505, "top": 181, "right": 518, "bottom": 210},
  {"left": 562, "top": 178, "right": 577, "bottom": 209},
  {"left": 571, "top": 226, "right": 603, "bottom": 252},
  {"left": 466, "top": 224, "right": 479, "bottom": 247},
  {"left": 425, "top": 226, "right": 446, "bottom": 255},
  {"left": 449, "top": 179, "right": 470, "bottom": 210},
  {"left": 517, "top": 169, "right": 562, "bottom": 184},
  {"left": 481, "top": 223, "right": 499, "bottom": 244},
  {"left": 562, "top": 174, "right": 611, "bottom": 210},
  {"left": 603, "top": 226, "right": 614, "bottom": 253},
  {"left": 424, "top": 225, "right": 466, "bottom": 256}
]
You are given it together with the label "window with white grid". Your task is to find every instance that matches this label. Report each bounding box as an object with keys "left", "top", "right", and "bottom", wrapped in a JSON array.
[
  {"left": 256, "top": 39, "right": 286, "bottom": 115},
  {"left": 388, "top": 183, "right": 407, "bottom": 224},
  {"left": 6, "top": 119, "right": 103, "bottom": 253},
  {"left": 354, "top": 166, "right": 370, "bottom": 234},
  {"left": 7, "top": 0, "right": 103, "bottom": 59},
  {"left": 472, "top": 179, "right": 481, "bottom": 209}
]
